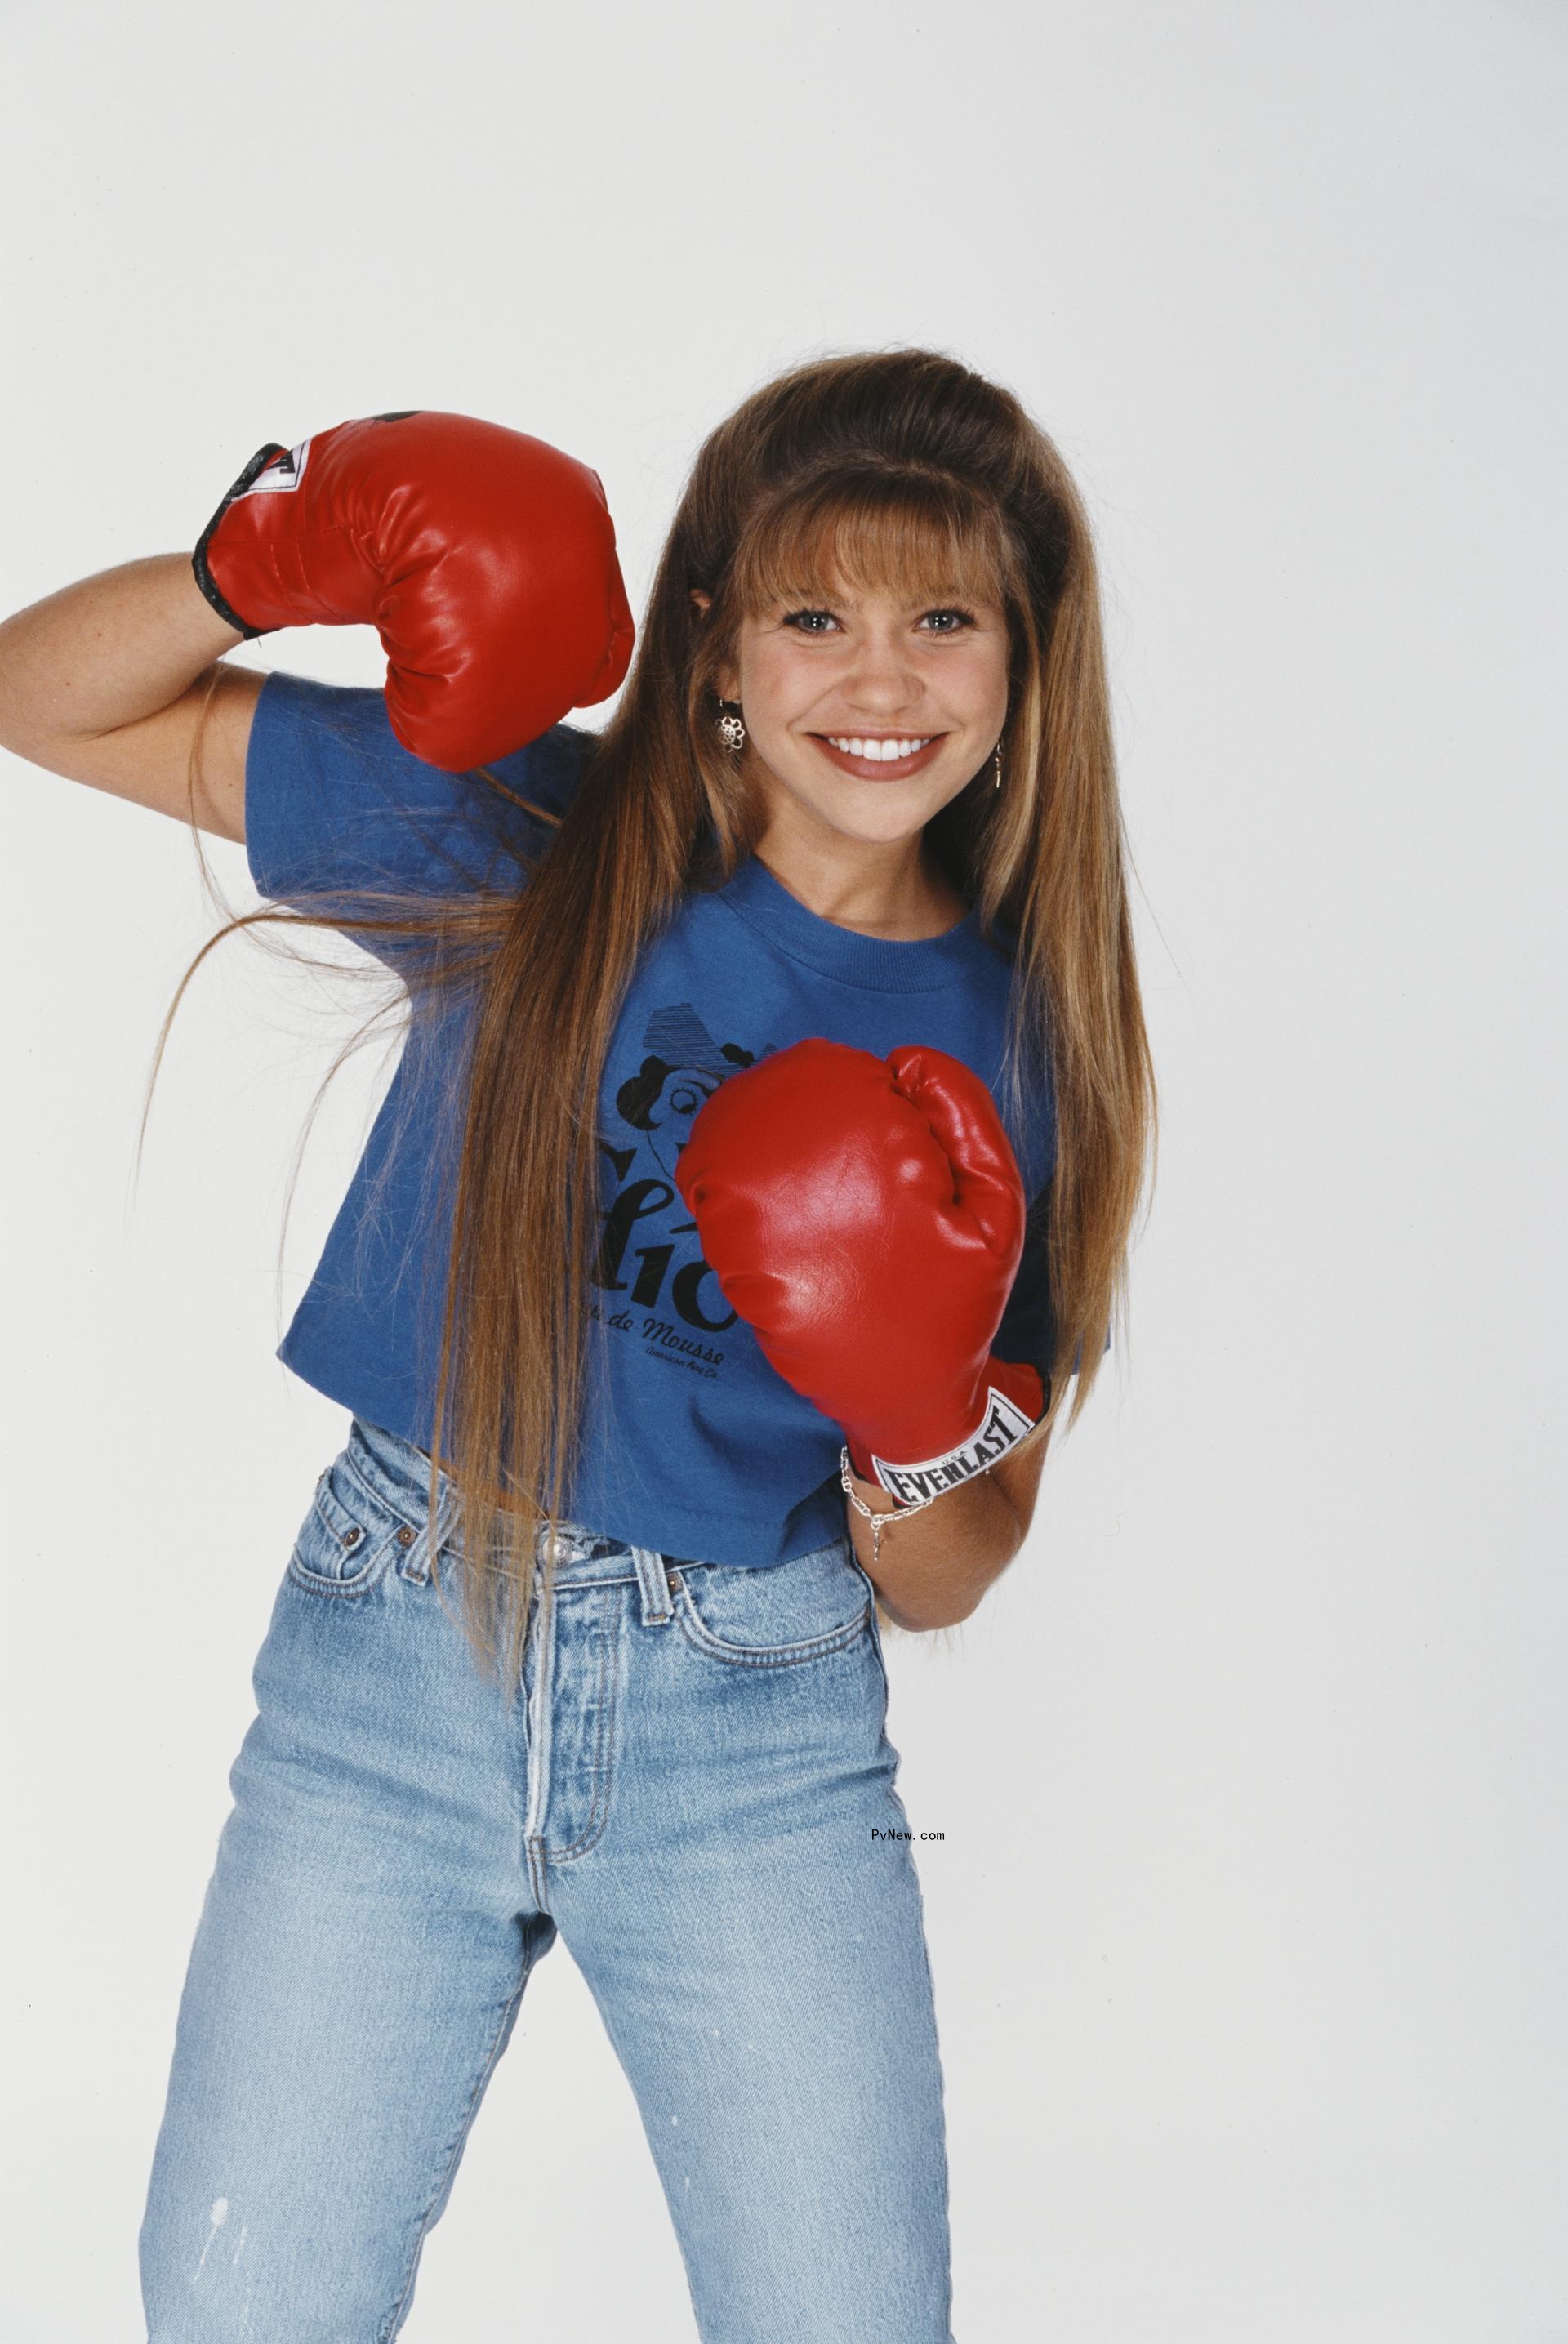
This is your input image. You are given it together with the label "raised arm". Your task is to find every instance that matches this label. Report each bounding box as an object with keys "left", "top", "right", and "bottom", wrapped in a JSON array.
[
  {"left": 0, "top": 554, "right": 257, "bottom": 842},
  {"left": 0, "top": 409, "right": 637, "bottom": 853}
]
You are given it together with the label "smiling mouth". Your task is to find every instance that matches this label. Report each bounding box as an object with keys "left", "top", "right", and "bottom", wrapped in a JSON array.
[{"left": 808, "top": 733, "right": 947, "bottom": 779}]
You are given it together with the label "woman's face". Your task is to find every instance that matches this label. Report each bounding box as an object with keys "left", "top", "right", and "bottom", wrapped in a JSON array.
[{"left": 694, "top": 577, "right": 1011, "bottom": 851}]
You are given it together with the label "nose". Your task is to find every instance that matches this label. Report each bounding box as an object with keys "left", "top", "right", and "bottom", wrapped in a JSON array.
[{"left": 835, "top": 632, "right": 930, "bottom": 723}]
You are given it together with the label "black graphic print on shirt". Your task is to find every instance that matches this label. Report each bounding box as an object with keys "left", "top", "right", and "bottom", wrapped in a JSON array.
[
  {"left": 589, "top": 1000, "right": 768, "bottom": 1384},
  {"left": 586, "top": 998, "right": 1055, "bottom": 1395}
]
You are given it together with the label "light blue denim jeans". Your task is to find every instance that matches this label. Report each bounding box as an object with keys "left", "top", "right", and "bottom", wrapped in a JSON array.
[{"left": 139, "top": 1416, "right": 956, "bottom": 2342}]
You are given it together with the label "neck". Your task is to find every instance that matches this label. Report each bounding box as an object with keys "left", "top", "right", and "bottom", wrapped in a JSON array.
[{"left": 750, "top": 814, "right": 968, "bottom": 943}]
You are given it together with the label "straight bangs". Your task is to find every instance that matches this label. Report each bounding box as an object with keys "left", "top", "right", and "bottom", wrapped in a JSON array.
[
  {"left": 162, "top": 347, "right": 1152, "bottom": 1700},
  {"left": 727, "top": 472, "right": 1021, "bottom": 631}
]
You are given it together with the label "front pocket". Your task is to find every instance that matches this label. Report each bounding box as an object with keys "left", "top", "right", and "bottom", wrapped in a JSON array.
[
  {"left": 672, "top": 1539, "right": 871, "bottom": 1667},
  {"left": 287, "top": 1455, "right": 409, "bottom": 1598}
]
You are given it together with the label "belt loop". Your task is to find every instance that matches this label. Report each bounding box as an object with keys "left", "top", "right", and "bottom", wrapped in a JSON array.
[
  {"left": 631, "top": 1545, "right": 675, "bottom": 1626},
  {"left": 406, "top": 1476, "right": 468, "bottom": 1587}
]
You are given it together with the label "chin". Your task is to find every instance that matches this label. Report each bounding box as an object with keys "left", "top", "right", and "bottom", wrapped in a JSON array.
[{"left": 807, "top": 800, "right": 928, "bottom": 848}]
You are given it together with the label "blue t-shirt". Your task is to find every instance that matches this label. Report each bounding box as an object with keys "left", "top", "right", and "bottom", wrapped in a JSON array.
[{"left": 245, "top": 671, "right": 1061, "bottom": 1566}]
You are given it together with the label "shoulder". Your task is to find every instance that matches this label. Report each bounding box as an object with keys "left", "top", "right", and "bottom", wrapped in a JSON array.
[
  {"left": 254, "top": 671, "right": 594, "bottom": 790},
  {"left": 244, "top": 673, "right": 597, "bottom": 951}
]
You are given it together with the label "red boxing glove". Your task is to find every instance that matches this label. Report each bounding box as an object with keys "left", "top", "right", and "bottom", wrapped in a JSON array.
[
  {"left": 675, "top": 1037, "right": 1045, "bottom": 1507},
  {"left": 192, "top": 410, "right": 635, "bottom": 770}
]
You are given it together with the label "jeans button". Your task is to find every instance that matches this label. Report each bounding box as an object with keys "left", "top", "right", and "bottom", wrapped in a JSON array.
[{"left": 396, "top": 1526, "right": 416, "bottom": 1548}]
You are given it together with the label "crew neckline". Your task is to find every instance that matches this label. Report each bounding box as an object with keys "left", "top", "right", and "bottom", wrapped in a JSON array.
[{"left": 713, "top": 852, "right": 987, "bottom": 994}]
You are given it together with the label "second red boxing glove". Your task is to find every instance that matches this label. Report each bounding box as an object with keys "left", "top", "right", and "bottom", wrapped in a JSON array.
[
  {"left": 675, "top": 1037, "right": 1045, "bottom": 1507},
  {"left": 192, "top": 409, "right": 635, "bottom": 770}
]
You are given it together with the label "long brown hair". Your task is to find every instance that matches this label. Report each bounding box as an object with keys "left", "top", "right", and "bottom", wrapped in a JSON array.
[{"left": 157, "top": 348, "right": 1156, "bottom": 1689}]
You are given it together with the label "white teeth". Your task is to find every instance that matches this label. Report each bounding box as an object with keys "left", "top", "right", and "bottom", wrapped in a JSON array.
[{"left": 826, "top": 735, "right": 933, "bottom": 762}]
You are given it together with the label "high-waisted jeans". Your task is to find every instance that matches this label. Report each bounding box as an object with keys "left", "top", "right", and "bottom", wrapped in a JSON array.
[{"left": 139, "top": 1417, "right": 956, "bottom": 2342}]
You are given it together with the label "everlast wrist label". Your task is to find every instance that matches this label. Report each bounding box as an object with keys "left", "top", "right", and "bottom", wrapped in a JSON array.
[{"left": 870, "top": 1386, "right": 1036, "bottom": 1508}]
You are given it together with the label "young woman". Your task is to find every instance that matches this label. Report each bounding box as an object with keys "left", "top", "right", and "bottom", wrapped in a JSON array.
[{"left": 0, "top": 350, "right": 1154, "bottom": 2342}]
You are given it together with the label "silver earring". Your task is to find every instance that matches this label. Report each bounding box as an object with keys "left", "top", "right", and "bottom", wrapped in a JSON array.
[
  {"left": 717, "top": 701, "right": 746, "bottom": 754},
  {"left": 992, "top": 741, "right": 1003, "bottom": 791}
]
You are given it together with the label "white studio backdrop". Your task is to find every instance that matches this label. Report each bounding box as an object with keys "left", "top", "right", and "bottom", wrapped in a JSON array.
[{"left": 2, "top": 2, "right": 1563, "bottom": 2338}]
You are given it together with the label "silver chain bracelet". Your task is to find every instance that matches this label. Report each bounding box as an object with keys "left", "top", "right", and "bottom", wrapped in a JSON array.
[{"left": 839, "top": 1445, "right": 947, "bottom": 1569}]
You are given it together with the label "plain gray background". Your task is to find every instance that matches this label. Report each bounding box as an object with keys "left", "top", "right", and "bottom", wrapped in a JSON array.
[{"left": 2, "top": 2, "right": 1563, "bottom": 2337}]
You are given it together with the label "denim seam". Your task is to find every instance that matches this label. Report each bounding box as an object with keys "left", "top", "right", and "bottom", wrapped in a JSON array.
[
  {"left": 849, "top": 1558, "right": 895, "bottom": 1707},
  {"left": 523, "top": 1580, "right": 556, "bottom": 1910},
  {"left": 530, "top": 1565, "right": 641, "bottom": 1589},
  {"left": 377, "top": 1945, "right": 543, "bottom": 2344},
  {"left": 338, "top": 1442, "right": 418, "bottom": 1534},
  {"left": 287, "top": 1448, "right": 410, "bottom": 1598},
  {"left": 671, "top": 1582, "right": 873, "bottom": 1669},
  {"left": 540, "top": 1585, "right": 619, "bottom": 1865},
  {"left": 906, "top": 1864, "right": 958, "bottom": 2342},
  {"left": 287, "top": 1524, "right": 396, "bottom": 1601}
]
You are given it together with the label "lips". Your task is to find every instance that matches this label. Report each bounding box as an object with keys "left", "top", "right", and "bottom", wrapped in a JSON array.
[{"left": 808, "top": 734, "right": 947, "bottom": 781}]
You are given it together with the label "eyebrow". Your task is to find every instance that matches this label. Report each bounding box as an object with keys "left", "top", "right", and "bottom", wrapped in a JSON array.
[{"left": 783, "top": 589, "right": 981, "bottom": 612}]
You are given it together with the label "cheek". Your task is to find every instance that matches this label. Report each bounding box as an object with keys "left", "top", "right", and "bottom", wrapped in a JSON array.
[
  {"left": 737, "top": 644, "right": 810, "bottom": 725},
  {"left": 957, "top": 643, "right": 1012, "bottom": 724}
]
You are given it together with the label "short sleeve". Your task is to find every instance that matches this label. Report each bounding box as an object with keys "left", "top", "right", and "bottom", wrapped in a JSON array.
[{"left": 243, "top": 670, "right": 591, "bottom": 971}]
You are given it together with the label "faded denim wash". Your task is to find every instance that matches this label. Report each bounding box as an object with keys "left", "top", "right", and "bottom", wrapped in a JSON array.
[{"left": 140, "top": 1415, "right": 956, "bottom": 2342}]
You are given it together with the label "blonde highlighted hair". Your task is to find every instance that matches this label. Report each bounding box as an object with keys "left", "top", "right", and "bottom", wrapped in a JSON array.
[{"left": 157, "top": 348, "right": 1156, "bottom": 1689}]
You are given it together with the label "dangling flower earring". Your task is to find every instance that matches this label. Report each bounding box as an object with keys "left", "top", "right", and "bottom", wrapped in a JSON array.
[{"left": 716, "top": 697, "right": 746, "bottom": 755}]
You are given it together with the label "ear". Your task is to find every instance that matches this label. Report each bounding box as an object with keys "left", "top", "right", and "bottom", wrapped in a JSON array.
[{"left": 690, "top": 588, "right": 739, "bottom": 702}]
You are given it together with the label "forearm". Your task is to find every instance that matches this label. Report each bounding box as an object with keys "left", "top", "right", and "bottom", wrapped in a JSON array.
[
  {"left": 0, "top": 554, "right": 240, "bottom": 755},
  {"left": 844, "top": 1464, "right": 1022, "bottom": 1632}
]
